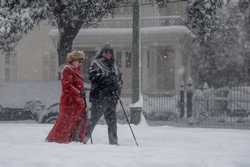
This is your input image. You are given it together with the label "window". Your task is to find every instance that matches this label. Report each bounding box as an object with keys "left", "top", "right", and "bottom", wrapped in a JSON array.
[
  {"left": 5, "top": 54, "right": 10, "bottom": 65},
  {"left": 116, "top": 51, "right": 122, "bottom": 67},
  {"left": 147, "top": 50, "right": 150, "bottom": 68},
  {"left": 5, "top": 68, "right": 10, "bottom": 81},
  {"left": 247, "top": 59, "right": 250, "bottom": 75},
  {"left": 125, "top": 52, "right": 131, "bottom": 68}
]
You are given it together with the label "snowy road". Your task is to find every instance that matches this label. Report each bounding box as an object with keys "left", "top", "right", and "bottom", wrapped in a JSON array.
[{"left": 0, "top": 122, "right": 249, "bottom": 167}]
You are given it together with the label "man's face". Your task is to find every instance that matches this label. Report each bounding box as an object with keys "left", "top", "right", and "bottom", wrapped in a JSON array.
[{"left": 103, "top": 50, "right": 113, "bottom": 60}]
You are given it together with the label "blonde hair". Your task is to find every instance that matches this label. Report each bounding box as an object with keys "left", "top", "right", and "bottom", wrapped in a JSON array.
[{"left": 66, "top": 50, "right": 85, "bottom": 63}]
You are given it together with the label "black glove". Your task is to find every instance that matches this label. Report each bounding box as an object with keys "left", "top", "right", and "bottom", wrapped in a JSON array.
[
  {"left": 111, "top": 90, "right": 119, "bottom": 97},
  {"left": 111, "top": 91, "right": 119, "bottom": 102}
]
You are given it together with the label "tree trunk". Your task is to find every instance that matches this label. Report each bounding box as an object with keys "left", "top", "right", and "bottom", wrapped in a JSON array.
[{"left": 57, "top": 19, "right": 84, "bottom": 66}]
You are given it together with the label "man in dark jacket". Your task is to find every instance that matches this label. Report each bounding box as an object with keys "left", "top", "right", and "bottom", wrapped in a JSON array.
[{"left": 84, "top": 44, "right": 122, "bottom": 145}]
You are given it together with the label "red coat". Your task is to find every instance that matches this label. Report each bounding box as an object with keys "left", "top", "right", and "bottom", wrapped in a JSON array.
[{"left": 47, "top": 64, "right": 87, "bottom": 143}]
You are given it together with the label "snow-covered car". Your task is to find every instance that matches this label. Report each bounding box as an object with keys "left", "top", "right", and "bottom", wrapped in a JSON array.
[
  {"left": 0, "top": 81, "right": 90, "bottom": 123},
  {"left": 39, "top": 103, "right": 59, "bottom": 123},
  {"left": 38, "top": 89, "right": 91, "bottom": 123},
  {"left": 0, "top": 104, "right": 33, "bottom": 121}
]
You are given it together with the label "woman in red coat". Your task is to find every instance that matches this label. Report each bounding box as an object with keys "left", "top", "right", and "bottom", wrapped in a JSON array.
[{"left": 46, "top": 51, "right": 87, "bottom": 143}]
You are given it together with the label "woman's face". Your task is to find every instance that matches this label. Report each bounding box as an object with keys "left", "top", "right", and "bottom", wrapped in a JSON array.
[{"left": 72, "top": 60, "right": 80, "bottom": 67}]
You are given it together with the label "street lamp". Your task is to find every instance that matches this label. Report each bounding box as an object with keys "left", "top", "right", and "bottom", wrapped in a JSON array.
[{"left": 130, "top": 0, "right": 143, "bottom": 125}]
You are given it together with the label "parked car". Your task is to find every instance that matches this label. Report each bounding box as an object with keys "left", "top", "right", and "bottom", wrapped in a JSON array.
[
  {"left": 40, "top": 103, "right": 59, "bottom": 123},
  {"left": 0, "top": 81, "right": 90, "bottom": 123},
  {"left": 0, "top": 104, "right": 33, "bottom": 121}
]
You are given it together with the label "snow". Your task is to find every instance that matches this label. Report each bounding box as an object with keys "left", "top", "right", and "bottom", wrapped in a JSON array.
[
  {"left": 177, "top": 66, "right": 185, "bottom": 76},
  {"left": 143, "top": 95, "right": 178, "bottom": 113},
  {"left": 138, "top": 112, "right": 149, "bottom": 127},
  {"left": 49, "top": 26, "right": 192, "bottom": 36},
  {"left": 129, "top": 94, "right": 143, "bottom": 108},
  {"left": 0, "top": 81, "right": 60, "bottom": 108},
  {"left": 0, "top": 123, "right": 249, "bottom": 167},
  {"left": 101, "top": 15, "right": 183, "bottom": 21},
  {"left": 0, "top": 81, "right": 90, "bottom": 108}
]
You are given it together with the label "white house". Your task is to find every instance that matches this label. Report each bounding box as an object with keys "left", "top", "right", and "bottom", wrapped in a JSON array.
[{"left": 49, "top": 1, "right": 193, "bottom": 95}]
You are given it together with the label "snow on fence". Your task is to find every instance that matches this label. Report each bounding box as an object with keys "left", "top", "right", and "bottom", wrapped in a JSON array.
[
  {"left": 185, "top": 86, "right": 250, "bottom": 128},
  {"left": 0, "top": 81, "right": 250, "bottom": 128}
]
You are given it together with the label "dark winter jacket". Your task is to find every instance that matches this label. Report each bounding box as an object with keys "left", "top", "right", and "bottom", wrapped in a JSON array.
[{"left": 88, "top": 56, "right": 122, "bottom": 102}]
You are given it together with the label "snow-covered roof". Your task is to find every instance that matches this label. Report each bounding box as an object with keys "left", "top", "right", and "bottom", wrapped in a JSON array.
[
  {"left": 50, "top": 26, "right": 191, "bottom": 37},
  {"left": 226, "top": 0, "right": 239, "bottom": 4},
  {"left": 49, "top": 26, "right": 193, "bottom": 47}
]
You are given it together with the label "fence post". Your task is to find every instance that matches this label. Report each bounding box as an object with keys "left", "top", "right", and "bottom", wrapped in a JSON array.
[
  {"left": 179, "top": 82, "right": 185, "bottom": 118},
  {"left": 186, "top": 78, "right": 193, "bottom": 118},
  {"left": 203, "top": 83, "right": 209, "bottom": 115}
]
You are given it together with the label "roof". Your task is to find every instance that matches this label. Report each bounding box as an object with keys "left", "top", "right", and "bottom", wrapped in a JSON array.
[{"left": 49, "top": 26, "right": 193, "bottom": 47}]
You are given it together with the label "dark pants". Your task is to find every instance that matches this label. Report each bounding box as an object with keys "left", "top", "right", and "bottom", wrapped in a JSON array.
[{"left": 86, "top": 97, "right": 118, "bottom": 145}]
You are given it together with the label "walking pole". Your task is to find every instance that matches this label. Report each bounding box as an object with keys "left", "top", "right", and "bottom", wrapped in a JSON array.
[
  {"left": 90, "top": 134, "right": 93, "bottom": 144},
  {"left": 69, "top": 66, "right": 137, "bottom": 145},
  {"left": 116, "top": 95, "right": 139, "bottom": 147}
]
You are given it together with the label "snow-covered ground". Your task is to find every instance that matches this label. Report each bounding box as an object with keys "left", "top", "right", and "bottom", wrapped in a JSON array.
[{"left": 0, "top": 122, "right": 249, "bottom": 167}]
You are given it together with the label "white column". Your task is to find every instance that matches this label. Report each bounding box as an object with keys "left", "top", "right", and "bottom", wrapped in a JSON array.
[
  {"left": 174, "top": 44, "right": 184, "bottom": 91},
  {"left": 141, "top": 46, "right": 148, "bottom": 93},
  {"left": 0, "top": 54, "right": 4, "bottom": 81}
]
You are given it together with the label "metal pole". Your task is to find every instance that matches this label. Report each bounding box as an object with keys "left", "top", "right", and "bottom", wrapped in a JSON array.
[
  {"left": 130, "top": 0, "right": 142, "bottom": 125},
  {"left": 180, "top": 83, "right": 185, "bottom": 118},
  {"left": 118, "top": 97, "right": 139, "bottom": 147}
]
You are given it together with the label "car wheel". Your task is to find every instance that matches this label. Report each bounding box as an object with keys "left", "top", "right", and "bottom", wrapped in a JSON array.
[{"left": 42, "top": 114, "right": 58, "bottom": 124}]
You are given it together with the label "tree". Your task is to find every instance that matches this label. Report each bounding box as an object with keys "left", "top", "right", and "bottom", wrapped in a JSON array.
[
  {"left": 239, "top": 0, "right": 250, "bottom": 83},
  {"left": 188, "top": 0, "right": 250, "bottom": 87},
  {"left": 47, "top": 0, "right": 116, "bottom": 65},
  {"left": 0, "top": 0, "right": 46, "bottom": 52},
  {"left": 186, "top": 0, "right": 238, "bottom": 87},
  {"left": 238, "top": 0, "right": 250, "bottom": 52},
  {"left": 1, "top": 0, "right": 116, "bottom": 65},
  {"left": 187, "top": 0, "right": 223, "bottom": 42},
  {"left": 1, "top": 0, "right": 190, "bottom": 65}
]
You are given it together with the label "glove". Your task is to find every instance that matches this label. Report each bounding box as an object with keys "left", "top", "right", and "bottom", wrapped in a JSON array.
[
  {"left": 111, "top": 90, "right": 118, "bottom": 96},
  {"left": 110, "top": 91, "right": 119, "bottom": 102}
]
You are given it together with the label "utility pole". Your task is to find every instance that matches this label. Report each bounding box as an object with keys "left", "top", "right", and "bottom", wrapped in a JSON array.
[
  {"left": 130, "top": 0, "right": 142, "bottom": 125},
  {"left": 127, "top": 0, "right": 186, "bottom": 124}
]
